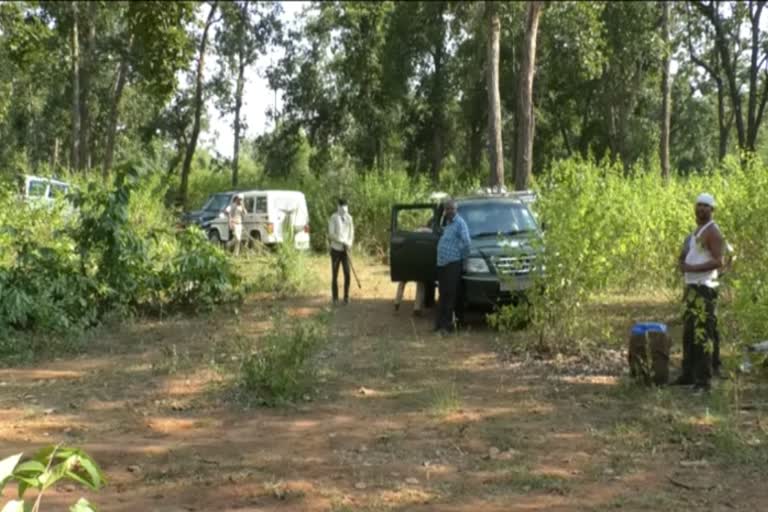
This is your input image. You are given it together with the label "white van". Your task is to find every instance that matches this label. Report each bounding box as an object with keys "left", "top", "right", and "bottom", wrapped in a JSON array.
[
  {"left": 21, "top": 175, "right": 70, "bottom": 204},
  {"left": 201, "top": 190, "right": 311, "bottom": 250}
]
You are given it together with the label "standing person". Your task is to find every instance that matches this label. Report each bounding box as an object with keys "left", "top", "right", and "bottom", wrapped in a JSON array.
[
  {"left": 435, "top": 199, "right": 471, "bottom": 334},
  {"left": 328, "top": 198, "right": 354, "bottom": 305},
  {"left": 674, "top": 193, "right": 725, "bottom": 392},
  {"left": 226, "top": 194, "right": 246, "bottom": 256}
]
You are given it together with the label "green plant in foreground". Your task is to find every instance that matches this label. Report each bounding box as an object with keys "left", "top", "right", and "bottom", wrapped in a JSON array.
[
  {"left": 1, "top": 445, "right": 105, "bottom": 512},
  {"left": 239, "top": 312, "right": 329, "bottom": 406}
]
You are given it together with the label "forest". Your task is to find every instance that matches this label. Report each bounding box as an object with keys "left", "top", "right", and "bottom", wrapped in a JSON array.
[{"left": 1, "top": 3, "right": 767, "bottom": 511}]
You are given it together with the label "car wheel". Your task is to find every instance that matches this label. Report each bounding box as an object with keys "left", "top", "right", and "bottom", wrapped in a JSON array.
[{"left": 208, "top": 229, "right": 221, "bottom": 245}]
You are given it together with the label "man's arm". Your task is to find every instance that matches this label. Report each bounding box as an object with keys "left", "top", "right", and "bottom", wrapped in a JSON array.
[
  {"left": 682, "top": 227, "right": 724, "bottom": 272},
  {"left": 458, "top": 218, "right": 471, "bottom": 256}
]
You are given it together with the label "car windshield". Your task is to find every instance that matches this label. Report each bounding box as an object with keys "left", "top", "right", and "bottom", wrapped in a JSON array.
[
  {"left": 202, "top": 193, "right": 232, "bottom": 212},
  {"left": 458, "top": 201, "right": 538, "bottom": 238}
]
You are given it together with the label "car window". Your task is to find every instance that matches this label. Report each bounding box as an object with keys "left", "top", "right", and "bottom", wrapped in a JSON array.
[
  {"left": 458, "top": 202, "right": 538, "bottom": 237},
  {"left": 244, "top": 197, "right": 255, "bottom": 213},
  {"left": 203, "top": 193, "right": 232, "bottom": 211},
  {"left": 395, "top": 207, "right": 435, "bottom": 233},
  {"left": 255, "top": 196, "right": 267, "bottom": 213},
  {"left": 27, "top": 180, "right": 48, "bottom": 197},
  {"left": 50, "top": 184, "right": 68, "bottom": 198}
]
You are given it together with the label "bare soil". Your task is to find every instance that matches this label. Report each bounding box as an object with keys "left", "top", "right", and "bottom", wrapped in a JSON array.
[{"left": 1, "top": 257, "right": 766, "bottom": 511}]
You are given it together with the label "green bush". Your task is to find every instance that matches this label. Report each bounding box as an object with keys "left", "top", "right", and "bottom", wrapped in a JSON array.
[
  {"left": 490, "top": 155, "right": 768, "bottom": 357},
  {"left": 0, "top": 166, "right": 243, "bottom": 355},
  {"left": 239, "top": 313, "right": 329, "bottom": 406}
]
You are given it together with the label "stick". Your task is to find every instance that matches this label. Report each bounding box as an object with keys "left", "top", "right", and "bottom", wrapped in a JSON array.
[{"left": 346, "top": 249, "right": 362, "bottom": 289}]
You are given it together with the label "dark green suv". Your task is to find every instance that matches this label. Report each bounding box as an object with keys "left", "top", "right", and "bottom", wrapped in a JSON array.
[{"left": 390, "top": 192, "right": 542, "bottom": 307}]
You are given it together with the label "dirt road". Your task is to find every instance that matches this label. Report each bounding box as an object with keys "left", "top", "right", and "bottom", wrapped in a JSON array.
[{"left": 1, "top": 257, "right": 765, "bottom": 511}]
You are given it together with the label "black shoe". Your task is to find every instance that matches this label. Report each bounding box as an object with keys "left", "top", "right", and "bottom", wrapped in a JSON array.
[
  {"left": 671, "top": 376, "right": 694, "bottom": 386},
  {"left": 343, "top": 298, "right": 349, "bottom": 305}
]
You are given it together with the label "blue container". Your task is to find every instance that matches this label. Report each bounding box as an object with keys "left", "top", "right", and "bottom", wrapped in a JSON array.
[{"left": 630, "top": 322, "right": 668, "bottom": 336}]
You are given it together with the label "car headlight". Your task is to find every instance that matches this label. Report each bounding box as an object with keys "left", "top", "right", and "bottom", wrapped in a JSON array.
[{"left": 464, "top": 257, "right": 490, "bottom": 273}]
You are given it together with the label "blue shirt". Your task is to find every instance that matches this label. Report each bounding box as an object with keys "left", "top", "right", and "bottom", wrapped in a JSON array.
[{"left": 437, "top": 214, "right": 471, "bottom": 266}]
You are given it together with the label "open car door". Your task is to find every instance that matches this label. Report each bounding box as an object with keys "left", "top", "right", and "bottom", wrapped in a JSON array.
[{"left": 390, "top": 204, "right": 440, "bottom": 283}]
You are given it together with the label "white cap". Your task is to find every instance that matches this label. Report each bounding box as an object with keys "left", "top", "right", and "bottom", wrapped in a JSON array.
[{"left": 696, "top": 193, "right": 715, "bottom": 208}]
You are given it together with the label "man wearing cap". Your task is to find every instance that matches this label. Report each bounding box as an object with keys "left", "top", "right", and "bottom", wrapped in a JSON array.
[
  {"left": 674, "top": 193, "right": 725, "bottom": 392},
  {"left": 226, "top": 194, "right": 246, "bottom": 256}
]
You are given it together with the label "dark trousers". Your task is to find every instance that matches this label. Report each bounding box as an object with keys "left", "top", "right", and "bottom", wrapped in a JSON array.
[
  {"left": 330, "top": 249, "right": 350, "bottom": 301},
  {"left": 681, "top": 285, "right": 719, "bottom": 385},
  {"left": 435, "top": 261, "right": 463, "bottom": 331}
]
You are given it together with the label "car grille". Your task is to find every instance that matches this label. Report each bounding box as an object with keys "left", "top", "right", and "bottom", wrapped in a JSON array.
[{"left": 493, "top": 255, "right": 536, "bottom": 275}]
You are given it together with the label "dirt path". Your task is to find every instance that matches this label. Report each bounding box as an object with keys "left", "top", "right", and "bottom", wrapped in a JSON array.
[{"left": 1, "top": 257, "right": 766, "bottom": 511}]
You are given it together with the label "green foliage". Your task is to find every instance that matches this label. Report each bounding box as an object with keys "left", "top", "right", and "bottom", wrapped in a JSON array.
[
  {"left": 1, "top": 445, "right": 104, "bottom": 512},
  {"left": 491, "top": 156, "right": 768, "bottom": 357},
  {"left": 239, "top": 312, "right": 329, "bottom": 406},
  {"left": 0, "top": 168, "right": 242, "bottom": 357}
]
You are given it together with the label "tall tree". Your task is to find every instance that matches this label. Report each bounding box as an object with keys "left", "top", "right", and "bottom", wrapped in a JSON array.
[
  {"left": 70, "top": 2, "right": 81, "bottom": 171},
  {"left": 660, "top": 0, "right": 671, "bottom": 180},
  {"left": 486, "top": 1, "right": 503, "bottom": 187},
  {"left": 694, "top": 0, "right": 768, "bottom": 153},
  {"left": 215, "top": 1, "right": 280, "bottom": 187},
  {"left": 179, "top": 2, "right": 218, "bottom": 208},
  {"left": 514, "top": 1, "right": 543, "bottom": 190}
]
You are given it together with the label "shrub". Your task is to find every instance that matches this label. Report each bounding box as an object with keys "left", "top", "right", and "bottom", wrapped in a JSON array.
[
  {"left": 239, "top": 313, "right": 329, "bottom": 406},
  {"left": 490, "top": 155, "right": 768, "bottom": 357}
]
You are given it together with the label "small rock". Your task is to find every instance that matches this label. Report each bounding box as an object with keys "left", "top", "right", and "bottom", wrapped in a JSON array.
[
  {"left": 358, "top": 387, "right": 372, "bottom": 396},
  {"left": 302, "top": 394, "right": 312, "bottom": 402},
  {"left": 127, "top": 465, "right": 142, "bottom": 474},
  {"left": 405, "top": 477, "right": 420, "bottom": 485},
  {"left": 390, "top": 472, "right": 401, "bottom": 478},
  {"left": 489, "top": 447, "right": 501, "bottom": 459},
  {"left": 358, "top": 445, "right": 368, "bottom": 453},
  {"left": 386, "top": 372, "right": 395, "bottom": 379},
  {"left": 603, "top": 468, "right": 615, "bottom": 476},
  {"left": 354, "top": 482, "right": 367, "bottom": 490},
  {"left": 62, "top": 484, "right": 76, "bottom": 493}
]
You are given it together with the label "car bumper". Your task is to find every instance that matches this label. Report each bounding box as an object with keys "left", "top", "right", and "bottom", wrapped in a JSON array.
[{"left": 462, "top": 274, "right": 535, "bottom": 306}]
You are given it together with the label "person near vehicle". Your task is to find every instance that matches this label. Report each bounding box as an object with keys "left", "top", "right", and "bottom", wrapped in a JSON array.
[
  {"left": 328, "top": 198, "right": 354, "bottom": 304},
  {"left": 435, "top": 199, "right": 471, "bottom": 334},
  {"left": 226, "top": 194, "right": 246, "bottom": 256},
  {"left": 674, "top": 193, "right": 725, "bottom": 392}
]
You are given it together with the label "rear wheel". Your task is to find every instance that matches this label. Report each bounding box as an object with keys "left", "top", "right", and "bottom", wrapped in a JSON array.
[{"left": 208, "top": 229, "right": 221, "bottom": 245}]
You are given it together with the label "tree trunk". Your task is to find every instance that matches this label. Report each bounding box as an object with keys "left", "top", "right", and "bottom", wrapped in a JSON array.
[
  {"left": 746, "top": 1, "right": 766, "bottom": 151},
  {"left": 78, "top": 1, "right": 97, "bottom": 171},
  {"left": 486, "top": 1, "right": 503, "bottom": 188},
  {"left": 103, "top": 38, "right": 132, "bottom": 177},
  {"left": 179, "top": 1, "right": 218, "bottom": 208},
  {"left": 430, "top": 47, "right": 446, "bottom": 182},
  {"left": 70, "top": 2, "right": 81, "bottom": 171},
  {"left": 514, "top": 1, "right": 542, "bottom": 191},
  {"left": 232, "top": 52, "right": 245, "bottom": 188},
  {"left": 717, "top": 77, "right": 730, "bottom": 161},
  {"left": 660, "top": 0, "right": 671, "bottom": 180},
  {"left": 695, "top": 1, "right": 746, "bottom": 150}
]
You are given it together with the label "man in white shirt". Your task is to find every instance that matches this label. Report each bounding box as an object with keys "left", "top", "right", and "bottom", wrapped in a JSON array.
[
  {"left": 328, "top": 198, "right": 354, "bottom": 304},
  {"left": 674, "top": 193, "right": 725, "bottom": 392},
  {"left": 226, "top": 194, "right": 246, "bottom": 256}
]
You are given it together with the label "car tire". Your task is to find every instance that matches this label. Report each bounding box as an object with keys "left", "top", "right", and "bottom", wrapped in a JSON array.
[{"left": 208, "top": 229, "right": 221, "bottom": 245}]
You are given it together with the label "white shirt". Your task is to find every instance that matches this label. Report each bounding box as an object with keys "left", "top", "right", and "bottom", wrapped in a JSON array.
[
  {"left": 684, "top": 220, "right": 719, "bottom": 288},
  {"left": 328, "top": 211, "right": 354, "bottom": 251}
]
